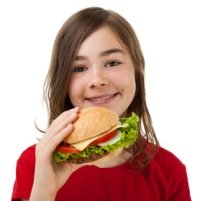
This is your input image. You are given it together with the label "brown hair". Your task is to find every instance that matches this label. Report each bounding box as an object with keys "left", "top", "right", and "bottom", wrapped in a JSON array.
[{"left": 43, "top": 7, "right": 159, "bottom": 168}]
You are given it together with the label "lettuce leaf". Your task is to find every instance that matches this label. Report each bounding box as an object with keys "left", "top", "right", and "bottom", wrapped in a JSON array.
[{"left": 54, "top": 113, "right": 139, "bottom": 162}]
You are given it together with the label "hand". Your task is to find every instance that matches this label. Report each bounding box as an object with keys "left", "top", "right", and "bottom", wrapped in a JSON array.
[{"left": 30, "top": 107, "right": 84, "bottom": 201}]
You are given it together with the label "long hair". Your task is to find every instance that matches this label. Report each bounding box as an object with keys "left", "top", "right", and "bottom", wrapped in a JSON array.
[{"left": 43, "top": 7, "right": 159, "bottom": 169}]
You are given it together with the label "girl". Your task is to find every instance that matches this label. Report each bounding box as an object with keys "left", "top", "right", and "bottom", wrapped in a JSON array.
[{"left": 11, "top": 7, "right": 191, "bottom": 201}]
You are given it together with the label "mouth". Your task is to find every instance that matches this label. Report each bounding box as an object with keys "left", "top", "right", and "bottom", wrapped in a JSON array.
[{"left": 85, "top": 93, "right": 119, "bottom": 104}]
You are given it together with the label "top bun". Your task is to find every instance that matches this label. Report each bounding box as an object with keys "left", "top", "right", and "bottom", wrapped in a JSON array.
[{"left": 63, "top": 107, "right": 118, "bottom": 144}]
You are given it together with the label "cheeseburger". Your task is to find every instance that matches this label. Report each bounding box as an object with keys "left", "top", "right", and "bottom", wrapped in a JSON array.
[{"left": 54, "top": 107, "right": 139, "bottom": 163}]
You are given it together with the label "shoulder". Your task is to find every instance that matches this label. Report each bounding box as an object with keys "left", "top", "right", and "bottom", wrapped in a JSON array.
[
  {"left": 149, "top": 146, "right": 187, "bottom": 176},
  {"left": 17, "top": 144, "right": 36, "bottom": 165},
  {"left": 155, "top": 146, "right": 185, "bottom": 167}
]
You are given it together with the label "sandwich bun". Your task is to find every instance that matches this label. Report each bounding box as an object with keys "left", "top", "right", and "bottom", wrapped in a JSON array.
[{"left": 63, "top": 107, "right": 118, "bottom": 144}]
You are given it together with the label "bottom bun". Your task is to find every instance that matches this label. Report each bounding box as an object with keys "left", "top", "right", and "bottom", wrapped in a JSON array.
[{"left": 87, "top": 147, "right": 124, "bottom": 167}]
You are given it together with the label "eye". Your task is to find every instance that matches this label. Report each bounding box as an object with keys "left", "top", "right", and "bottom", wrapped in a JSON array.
[
  {"left": 105, "top": 60, "right": 122, "bottom": 67},
  {"left": 72, "top": 66, "right": 87, "bottom": 73}
]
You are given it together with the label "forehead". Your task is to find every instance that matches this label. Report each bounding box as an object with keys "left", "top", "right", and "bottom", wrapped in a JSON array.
[{"left": 76, "top": 26, "right": 127, "bottom": 56}]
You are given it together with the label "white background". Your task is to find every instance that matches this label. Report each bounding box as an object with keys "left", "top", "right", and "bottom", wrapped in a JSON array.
[{"left": 0, "top": 0, "right": 199, "bottom": 200}]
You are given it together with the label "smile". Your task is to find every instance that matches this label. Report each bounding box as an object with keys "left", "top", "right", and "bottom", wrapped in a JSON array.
[{"left": 86, "top": 93, "right": 118, "bottom": 104}]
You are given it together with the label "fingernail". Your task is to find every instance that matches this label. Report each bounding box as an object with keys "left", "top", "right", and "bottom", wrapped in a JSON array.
[{"left": 73, "top": 107, "right": 80, "bottom": 112}]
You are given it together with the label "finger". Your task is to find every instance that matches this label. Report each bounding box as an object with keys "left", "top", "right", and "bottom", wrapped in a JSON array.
[
  {"left": 36, "top": 123, "right": 74, "bottom": 160},
  {"left": 45, "top": 123, "right": 74, "bottom": 153},
  {"left": 44, "top": 107, "right": 79, "bottom": 140},
  {"left": 39, "top": 121, "right": 73, "bottom": 152},
  {"left": 38, "top": 108, "right": 78, "bottom": 151},
  {"left": 46, "top": 111, "right": 78, "bottom": 138},
  {"left": 50, "top": 107, "right": 80, "bottom": 129}
]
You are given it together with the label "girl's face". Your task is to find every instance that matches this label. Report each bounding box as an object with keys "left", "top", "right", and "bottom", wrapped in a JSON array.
[{"left": 69, "top": 26, "right": 136, "bottom": 116}]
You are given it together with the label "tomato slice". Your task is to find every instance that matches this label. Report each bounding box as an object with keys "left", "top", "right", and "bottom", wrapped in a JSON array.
[
  {"left": 56, "top": 145, "right": 81, "bottom": 153},
  {"left": 91, "top": 130, "right": 117, "bottom": 145}
]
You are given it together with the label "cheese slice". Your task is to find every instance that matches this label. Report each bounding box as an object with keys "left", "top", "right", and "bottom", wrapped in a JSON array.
[{"left": 72, "top": 122, "right": 123, "bottom": 150}]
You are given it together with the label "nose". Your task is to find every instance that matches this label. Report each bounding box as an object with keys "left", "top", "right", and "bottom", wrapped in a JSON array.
[{"left": 88, "top": 69, "right": 108, "bottom": 88}]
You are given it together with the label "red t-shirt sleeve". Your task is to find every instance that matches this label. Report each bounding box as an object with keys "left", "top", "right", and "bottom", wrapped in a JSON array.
[
  {"left": 11, "top": 145, "right": 35, "bottom": 201},
  {"left": 168, "top": 164, "right": 191, "bottom": 200},
  {"left": 153, "top": 147, "right": 191, "bottom": 201}
]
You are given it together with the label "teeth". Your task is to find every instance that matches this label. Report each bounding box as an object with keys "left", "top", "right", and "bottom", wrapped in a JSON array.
[{"left": 90, "top": 94, "right": 114, "bottom": 103}]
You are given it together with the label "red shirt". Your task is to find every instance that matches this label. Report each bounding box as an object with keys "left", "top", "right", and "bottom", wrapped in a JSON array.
[{"left": 11, "top": 145, "right": 191, "bottom": 201}]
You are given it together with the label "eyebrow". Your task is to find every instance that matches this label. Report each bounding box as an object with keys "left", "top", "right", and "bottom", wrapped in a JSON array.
[{"left": 74, "top": 48, "right": 126, "bottom": 61}]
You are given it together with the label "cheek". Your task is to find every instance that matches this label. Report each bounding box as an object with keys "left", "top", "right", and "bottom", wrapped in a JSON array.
[
  {"left": 121, "top": 71, "right": 136, "bottom": 101},
  {"left": 117, "top": 69, "right": 136, "bottom": 89},
  {"left": 68, "top": 78, "right": 84, "bottom": 103}
]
